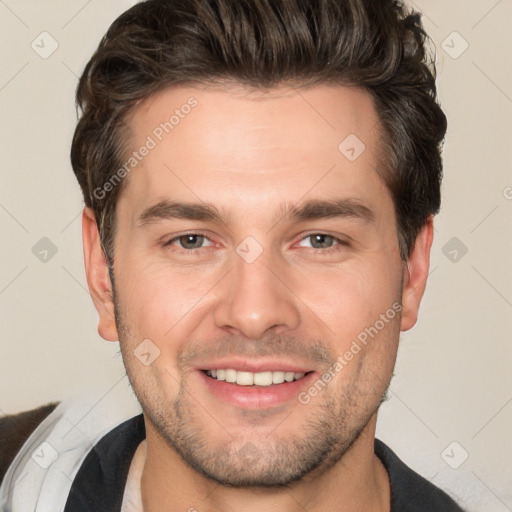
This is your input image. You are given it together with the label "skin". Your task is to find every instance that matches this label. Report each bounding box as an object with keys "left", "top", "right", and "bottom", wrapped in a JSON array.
[{"left": 83, "top": 83, "right": 433, "bottom": 512}]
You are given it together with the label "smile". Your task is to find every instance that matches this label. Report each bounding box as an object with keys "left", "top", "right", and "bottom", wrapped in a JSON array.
[{"left": 203, "top": 369, "right": 308, "bottom": 386}]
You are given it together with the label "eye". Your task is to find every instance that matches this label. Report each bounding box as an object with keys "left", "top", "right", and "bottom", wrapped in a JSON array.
[
  {"left": 162, "top": 232, "right": 347, "bottom": 253},
  {"left": 297, "top": 233, "right": 348, "bottom": 252},
  {"left": 163, "top": 234, "right": 213, "bottom": 250}
]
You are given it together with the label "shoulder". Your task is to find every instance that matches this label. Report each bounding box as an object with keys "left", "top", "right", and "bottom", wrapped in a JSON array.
[
  {"left": 375, "top": 438, "right": 467, "bottom": 511},
  {"left": 0, "top": 397, "right": 142, "bottom": 512},
  {"left": 0, "top": 402, "right": 60, "bottom": 485}
]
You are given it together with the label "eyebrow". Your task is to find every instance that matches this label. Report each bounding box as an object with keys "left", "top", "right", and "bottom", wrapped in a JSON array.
[{"left": 136, "top": 198, "right": 375, "bottom": 227}]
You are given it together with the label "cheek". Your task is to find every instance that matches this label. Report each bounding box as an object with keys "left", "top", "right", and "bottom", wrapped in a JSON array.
[
  {"left": 291, "top": 256, "right": 402, "bottom": 342},
  {"left": 116, "top": 265, "right": 196, "bottom": 396},
  {"left": 117, "top": 260, "right": 217, "bottom": 343}
]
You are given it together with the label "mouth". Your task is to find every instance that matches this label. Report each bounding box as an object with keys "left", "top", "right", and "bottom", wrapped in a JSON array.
[{"left": 196, "top": 365, "right": 317, "bottom": 409}]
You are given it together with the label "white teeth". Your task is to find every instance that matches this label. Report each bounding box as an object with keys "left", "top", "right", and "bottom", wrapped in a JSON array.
[
  {"left": 284, "top": 372, "right": 295, "bottom": 382},
  {"left": 236, "top": 371, "right": 254, "bottom": 386},
  {"left": 225, "top": 369, "right": 237, "bottom": 383},
  {"left": 272, "top": 371, "right": 285, "bottom": 384},
  {"left": 206, "top": 369, "right": 307, "bottom": 386},
  {"left": 253, "top": 371, "right": 273, "bottom": 386}
]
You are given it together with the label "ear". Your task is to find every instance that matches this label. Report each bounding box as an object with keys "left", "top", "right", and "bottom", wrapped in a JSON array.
[
  {"left": 400, "top": 215, "right": 434, "bottom": 332},
  {"left": 82, "top": 207, "right": 119, "bottom": 341}
]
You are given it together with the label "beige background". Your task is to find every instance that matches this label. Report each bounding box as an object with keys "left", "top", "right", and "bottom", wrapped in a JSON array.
[{"left": 0, "top": 1, "right": 511, "bottom": 510}]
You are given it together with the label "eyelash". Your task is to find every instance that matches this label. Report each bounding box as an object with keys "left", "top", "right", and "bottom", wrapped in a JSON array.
[{"left": 161, "top": 232, "right": 350, "bottom": 254}]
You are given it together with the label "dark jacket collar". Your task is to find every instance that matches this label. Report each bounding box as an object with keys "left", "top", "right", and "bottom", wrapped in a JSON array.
[{"left": 65, "top": 414, "right": 465, "bottom": 511}]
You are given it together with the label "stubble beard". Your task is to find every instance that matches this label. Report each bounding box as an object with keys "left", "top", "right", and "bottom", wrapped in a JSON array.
[{"left": 113, "top": 290, "right": 396, "bottom": 488}]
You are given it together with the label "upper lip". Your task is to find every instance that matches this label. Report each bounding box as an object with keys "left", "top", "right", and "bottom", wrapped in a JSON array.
[{"left": 193, "top": 358, "right": 314, "bottom": 374}]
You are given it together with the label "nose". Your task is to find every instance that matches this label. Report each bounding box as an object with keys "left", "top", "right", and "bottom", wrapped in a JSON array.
[{"left": 213, "top": 248, "right": 301, "bottom": 340}]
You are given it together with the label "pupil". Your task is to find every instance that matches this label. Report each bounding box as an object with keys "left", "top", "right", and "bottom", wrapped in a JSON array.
[
  {"left": 181, "top": 235, "right": 203, "bottom": 249},
  {"left": 312, "top": 234, "right": 332, "bottom": 249}
]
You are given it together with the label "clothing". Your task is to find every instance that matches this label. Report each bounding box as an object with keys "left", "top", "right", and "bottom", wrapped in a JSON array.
[{"left": 0, "top": 402, "right": 466, "bottom": 512}]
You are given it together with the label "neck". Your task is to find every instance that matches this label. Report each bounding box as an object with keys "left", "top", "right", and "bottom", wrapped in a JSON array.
[{"left": 139, "top": 412, "right": 390, "bottom": 512}]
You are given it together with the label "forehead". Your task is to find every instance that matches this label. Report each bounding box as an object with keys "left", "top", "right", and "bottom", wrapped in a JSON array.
[{"left": 118, "top": 83, "right": 389, "bottom": 219}]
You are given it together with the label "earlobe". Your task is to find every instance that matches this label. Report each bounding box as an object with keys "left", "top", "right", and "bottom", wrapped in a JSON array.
[
  {"left": 400, "top": 216, "right": 434, "bottom": 332},
  {"left": 82, "top": 207, "right": 119, "bottom": 342}
]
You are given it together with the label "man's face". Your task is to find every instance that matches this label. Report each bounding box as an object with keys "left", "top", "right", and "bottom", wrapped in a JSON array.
[{"left": 100, "top": 84, "right": 409, "bottom": 486}]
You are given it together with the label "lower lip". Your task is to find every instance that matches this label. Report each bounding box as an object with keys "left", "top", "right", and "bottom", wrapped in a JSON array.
[{"left": 197, "top": 370, "right": 316, "bottom": 409}]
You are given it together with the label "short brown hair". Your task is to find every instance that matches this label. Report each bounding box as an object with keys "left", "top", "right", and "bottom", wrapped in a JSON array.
[{"left": 71, "top": 0, "right": 447, "bottom": 263}]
